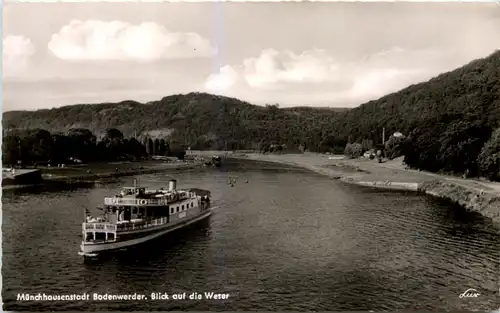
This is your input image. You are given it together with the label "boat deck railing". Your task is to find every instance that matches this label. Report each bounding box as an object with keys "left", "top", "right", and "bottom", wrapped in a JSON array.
[
  {"left": 116, "top": 216, "right": 169, "bottom": 231},
  {"left": 83, "top": 223, "right": 117, "bottom": 231},
  {"left": 82, "top": 216, "right": 170, "bottom": 232}
]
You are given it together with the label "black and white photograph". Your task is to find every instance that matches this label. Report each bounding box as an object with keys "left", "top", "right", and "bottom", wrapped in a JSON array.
[{"left": 2, "top": 1, "right": 500, "bottom": 311}]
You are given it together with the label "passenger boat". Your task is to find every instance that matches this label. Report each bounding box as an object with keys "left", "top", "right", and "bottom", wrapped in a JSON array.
[{"left": 79, "top": 179, "right": 212, "bottom": 257}]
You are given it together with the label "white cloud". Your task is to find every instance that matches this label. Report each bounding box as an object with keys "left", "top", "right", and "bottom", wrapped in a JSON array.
[
  {"left": 204, "top": 65, "right": 239, "bottom": 91},
  {"left": 205, "top": 47, "right": 454, "bottom": 105},
  {"left": 242, "top": 49, "right": 340, "bottom": 88},
  {"left": 205, "top": 49, "right": 340, "bottom": 92},
  {"left": 2, "top": 35, "right": 35, "bottom": 77},
  {"left": 339, "top": 47, "right": 448, "bottom": 102},
  {"left": 345, "top": 68, "right": 429, "bottom": 103},
  {"left": 48, "top": 20, "right": 217, "bottom": 61}
]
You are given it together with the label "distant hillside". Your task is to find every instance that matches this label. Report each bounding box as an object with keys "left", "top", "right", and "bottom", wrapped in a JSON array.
[
  {"left": 3, "top": 93, "right": 350, "bottom": 150},
  {"left": 3, "top": 50, "right": 500, "bottom": 176}
]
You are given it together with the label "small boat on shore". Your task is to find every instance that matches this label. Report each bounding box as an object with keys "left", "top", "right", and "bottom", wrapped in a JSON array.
[{"left": 79, "top": 179, "right": 212, "bottom": 257}]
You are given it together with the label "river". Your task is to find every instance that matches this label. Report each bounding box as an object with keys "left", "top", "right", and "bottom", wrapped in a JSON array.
[{"left": 2, "top": 160, "right": 499, "bottom": 311}]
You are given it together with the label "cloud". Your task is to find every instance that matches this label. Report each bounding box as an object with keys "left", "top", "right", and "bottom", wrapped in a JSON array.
[
  {"left": 242, "top": 49, "right": 340, "bottom": 88},
  {"left": 48, "top": 20, "right": 217, "bottom": 61},
  {"left": 345, "top": 68, "right": 429, "bottom": 102},
  {"left": 2, "top": 35, "right": 35, "bottom": 77},
  {"left": 205, "top": 47, "right": 452, "bottom": 105},
  {"left": 338, "top": 47, "right": 449, "bottom": 102},
  {"left": 205, "top": 49, "right": 340, "bottom": 92},
  {"left": 204, "top": 65, "right": 239, "bottom": 91}
]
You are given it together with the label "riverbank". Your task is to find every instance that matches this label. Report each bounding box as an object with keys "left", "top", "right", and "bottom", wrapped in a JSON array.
[
  {"left": 226, "top": 152, "right": 500, "bottom": 223},
  {"left": 2, "top": 161, "right": 202, "bottom": 190}
]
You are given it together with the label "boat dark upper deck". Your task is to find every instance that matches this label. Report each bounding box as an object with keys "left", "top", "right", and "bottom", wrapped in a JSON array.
[
  {"left": 188, "top": 188, "right": 211, "bottom": 197},
  {"left": 116, "top": 187, "right": 210, "bottom": 199},
  {"left": 102, "top": 184, "right": 211, "bottom": 207}
]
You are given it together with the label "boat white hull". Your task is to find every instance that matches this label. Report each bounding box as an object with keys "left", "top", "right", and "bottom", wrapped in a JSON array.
[{"left": 80, "top": 210, "right": 212, "bottom": 255}]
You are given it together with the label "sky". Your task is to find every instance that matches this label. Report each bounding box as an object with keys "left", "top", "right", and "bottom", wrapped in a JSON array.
[{"left": 3, "top": 2, "right": 500, "bottom": 112}]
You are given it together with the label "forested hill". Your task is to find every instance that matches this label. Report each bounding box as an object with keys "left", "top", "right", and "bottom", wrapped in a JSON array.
[
  {"left": 3, "top": 50, "right": 500, "bottom": 159},
  {"left": 3, "top": 93, "right": 350, "bottom": 150}
]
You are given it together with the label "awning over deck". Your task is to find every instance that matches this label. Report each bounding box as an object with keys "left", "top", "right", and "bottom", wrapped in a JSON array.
[{"left": 188, "top": 188, "right": 211, "bottom": 196}]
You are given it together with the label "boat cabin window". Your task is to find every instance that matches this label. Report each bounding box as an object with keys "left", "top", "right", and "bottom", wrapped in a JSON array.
[
  {"left": 86, "top": 232, "right": 94, "bottom": 241},
  {"left": 169, "top": 207, "right": 173, "bottom": 214},
  {"left": 108, "top": 233, "right": 115, "bottom": 241},
  {"left": 182, "top": 205, "right": 185, "bottom": 210},
  {"left": 95, "top": 232, "right": 106, "bottom": 241}
]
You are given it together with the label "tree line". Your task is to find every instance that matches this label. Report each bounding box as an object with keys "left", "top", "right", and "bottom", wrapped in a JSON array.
[
  {"left": 401, "top": 114, "right": 500, "bottom": 181},
  {"left": 2, "top": 128, "right": 186, "bottom": 166}
]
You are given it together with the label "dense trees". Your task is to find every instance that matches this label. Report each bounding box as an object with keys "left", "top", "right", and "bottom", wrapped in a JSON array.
[
  {"left": 67, "top": 128, "right": 97, "bottom": 162},
  {"left": 477, "top": 128, "right": 500, "bottom": 181},
  {"left": 384, "top": 135, "right": 406, "bottom": 160},
  {"left": 403, "top": 115, "right": 493, "bottom": 175},
  {"left": 2, "top": 135, "right": 19, "bottom": 165},
  {"left": 2, "top": 128, "right": 175, "bottom": 167},
  {"left": 344, "top": 143, "right": 363, "bottom": 159},
  {"left": 3, "top": 50, "right": 500, "bottom": 180}
]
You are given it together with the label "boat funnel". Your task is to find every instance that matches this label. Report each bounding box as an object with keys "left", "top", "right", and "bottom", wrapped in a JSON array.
[{"left": 168, "top": 179, "right": 177, "bottom": 191}]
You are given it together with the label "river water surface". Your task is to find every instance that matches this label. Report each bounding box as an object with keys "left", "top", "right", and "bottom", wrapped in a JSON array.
[{"left": 2, "top": 160, "right": 499, "bottom": 311}]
